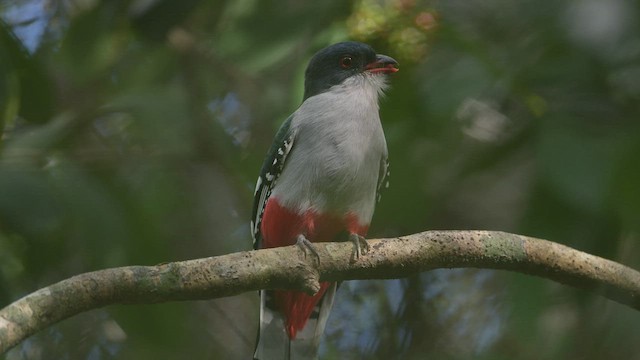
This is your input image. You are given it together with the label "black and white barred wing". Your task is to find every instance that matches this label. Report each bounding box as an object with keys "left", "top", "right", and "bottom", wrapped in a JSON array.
[
  {"left": 251, "top": 115, "right": 296, "bottom": 249},
  {"left": 376, "top": 156, "right": 390, "bottom": 203}
]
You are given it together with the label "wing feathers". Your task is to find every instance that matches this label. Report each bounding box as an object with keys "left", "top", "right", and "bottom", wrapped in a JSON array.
[{"left": 251, "top": 116, "right": 296, "bottom": 249}]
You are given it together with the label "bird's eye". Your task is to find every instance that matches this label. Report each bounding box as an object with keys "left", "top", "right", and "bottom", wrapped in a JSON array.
[{"left": 340, "top": 56, "right": 353, "bottom": 69}]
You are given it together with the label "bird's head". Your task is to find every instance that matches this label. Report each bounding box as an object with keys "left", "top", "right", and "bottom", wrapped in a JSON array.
[{"left": 303, "top": 41, "right": 399, "bottom": 100}]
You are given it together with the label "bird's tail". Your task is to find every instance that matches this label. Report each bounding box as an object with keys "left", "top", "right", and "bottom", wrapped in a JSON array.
[{"left": 253, "top": 283, "right": 337, "bottom": 360}]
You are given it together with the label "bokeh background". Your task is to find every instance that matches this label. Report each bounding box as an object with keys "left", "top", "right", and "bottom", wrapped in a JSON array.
[{"left": 1, "top": 0, "right": 639, "bottom": 359}]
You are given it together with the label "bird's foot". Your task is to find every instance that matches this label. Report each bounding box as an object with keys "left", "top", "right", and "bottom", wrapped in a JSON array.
[
  {"left": 349, "top": 233, "right": 369, "bottom": 259},
  {"left": 296, "top": 234, "right": 320, "bottom": 264}
]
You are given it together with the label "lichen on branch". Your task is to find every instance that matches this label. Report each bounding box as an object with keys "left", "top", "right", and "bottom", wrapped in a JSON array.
[{"left": 1, "top": 230, "right": 639, "bottom": 354}]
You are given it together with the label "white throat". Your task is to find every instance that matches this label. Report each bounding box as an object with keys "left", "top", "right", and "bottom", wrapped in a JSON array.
[{"left": 328, "top": 73, "right": 389, "bottom": 105}]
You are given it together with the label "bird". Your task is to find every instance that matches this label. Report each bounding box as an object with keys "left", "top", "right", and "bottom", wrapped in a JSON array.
[{"left": 251, "top": 41, "right": 398, "bottom": 359}]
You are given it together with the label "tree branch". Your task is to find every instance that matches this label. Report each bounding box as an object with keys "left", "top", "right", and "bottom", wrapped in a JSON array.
[{"left": 1, "top": 230, "right": 639, "bottom": 353}]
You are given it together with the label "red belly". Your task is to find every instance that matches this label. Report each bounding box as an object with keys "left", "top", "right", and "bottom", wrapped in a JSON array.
[{"left": 260, "top": 197, "right": 369, "bottom": 338}]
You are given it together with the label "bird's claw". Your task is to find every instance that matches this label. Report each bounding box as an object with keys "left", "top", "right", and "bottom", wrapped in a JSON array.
[
  {"left": 349, "top": 233, "right": 369, "bottom": 259},
  {"left": 296, "top": 234, "right": 320, "bottom": 264}
]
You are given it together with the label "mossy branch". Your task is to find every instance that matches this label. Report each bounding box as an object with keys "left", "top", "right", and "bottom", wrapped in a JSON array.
[{"left": 1, "top": 230, "right": 639, "bottom": 353}]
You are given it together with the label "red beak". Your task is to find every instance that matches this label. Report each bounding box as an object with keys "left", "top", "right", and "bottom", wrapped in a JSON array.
[{"left": 365, "top": 54, "right": 399, "bottom": 74}]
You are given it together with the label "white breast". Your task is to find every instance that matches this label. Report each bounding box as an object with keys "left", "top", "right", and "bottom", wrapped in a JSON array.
[{"left": 271, "top": 73, "right": 388, "bottom": 224}]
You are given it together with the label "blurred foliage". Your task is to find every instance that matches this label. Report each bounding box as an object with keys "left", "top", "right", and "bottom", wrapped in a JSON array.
[{"left": 1, "top": 0, "right": 639, "bottom": 359}]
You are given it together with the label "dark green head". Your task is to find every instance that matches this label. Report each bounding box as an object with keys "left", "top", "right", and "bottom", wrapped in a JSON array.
[{"left": 303, "top": 41, "right": 399, "bottom": 100}]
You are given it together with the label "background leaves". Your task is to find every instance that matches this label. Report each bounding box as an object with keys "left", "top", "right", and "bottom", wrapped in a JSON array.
[{"left": 1, "top": 0, "right": 639, "bottom": 359}]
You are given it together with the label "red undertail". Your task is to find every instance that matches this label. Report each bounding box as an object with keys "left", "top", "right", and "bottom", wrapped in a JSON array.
[{"left": 261, "top": 197, "right": 369, "bottom": 338}]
